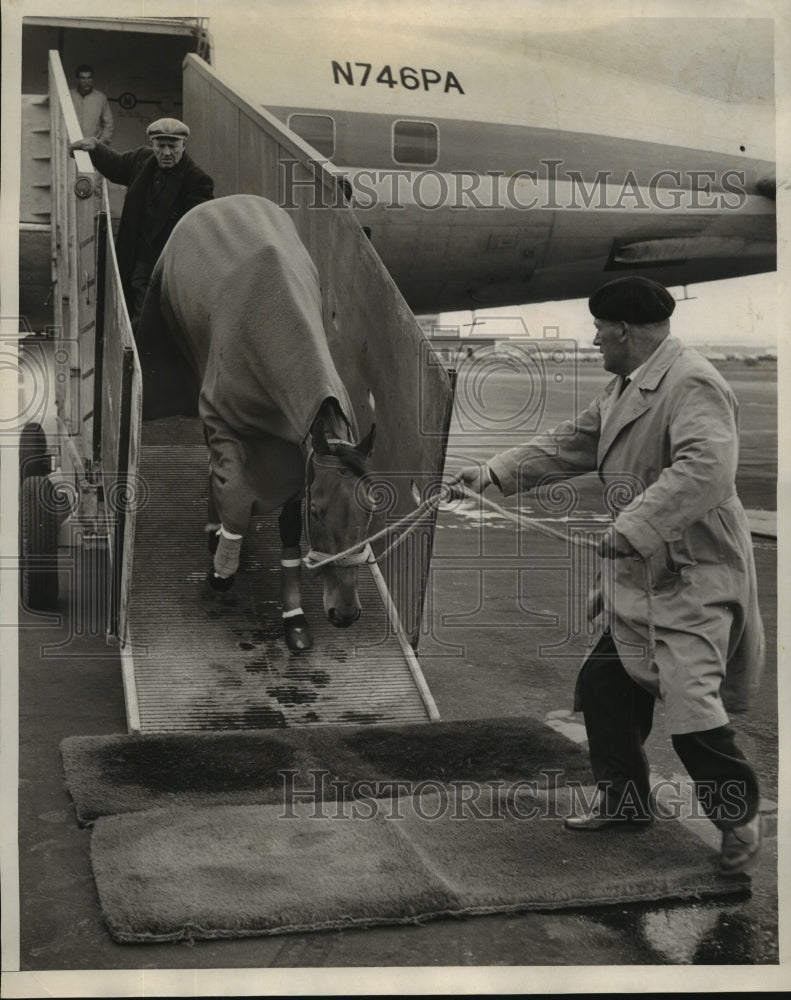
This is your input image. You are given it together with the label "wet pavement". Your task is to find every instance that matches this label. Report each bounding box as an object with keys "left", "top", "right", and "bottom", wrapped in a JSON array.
[{"left": 11, "top": 519, "right": 779, "bottom": 979}]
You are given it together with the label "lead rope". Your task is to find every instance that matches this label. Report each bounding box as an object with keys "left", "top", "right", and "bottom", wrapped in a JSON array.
[
  {"left": 461, "top": 487, "right": 600, "bottom": 551},
  {"left": 468, "top": 487, "right": 657, "bottom": 663},
  {"left": 301, "top": 492, "right": 446, "bottom": 570},
  {"left": 302, "top": 482, "right": 601, "bottom": 570},
  {"left": 303, "top": 483, "right": 657, "bottom": 661}
]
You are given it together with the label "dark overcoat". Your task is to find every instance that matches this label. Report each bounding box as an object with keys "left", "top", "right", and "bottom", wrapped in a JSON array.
[{"left": 88, "top": 142, "right": 214, "bottom": 300}]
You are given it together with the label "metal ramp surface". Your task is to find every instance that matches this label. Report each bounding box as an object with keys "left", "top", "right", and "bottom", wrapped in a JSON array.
[{"left": 122, "top": 422, "right": 438, "bottom": 733}]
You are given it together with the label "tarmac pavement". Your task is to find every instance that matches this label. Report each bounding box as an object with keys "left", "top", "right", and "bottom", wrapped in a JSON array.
[
  {"left": 8, "top": 360, "right": 782, "bottom": 990},
  {"left": 13, "top": 511, "right": 778, "bottom": 974}
]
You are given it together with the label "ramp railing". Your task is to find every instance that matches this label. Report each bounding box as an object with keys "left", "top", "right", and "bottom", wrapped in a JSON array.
[
  {"left": 96, "top": 211, "right": 143, "bottom": 642},
  {"left": 48, "top": 49, "right": 143, "bottom": 644},
  {"left": 49, "top": 51, "right": 98, "bottom": 464},
  {"left": 183, "top": 54, "right": 453, "bottom": 647}
]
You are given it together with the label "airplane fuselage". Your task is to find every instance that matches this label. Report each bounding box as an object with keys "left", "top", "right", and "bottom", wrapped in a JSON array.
[
  {"left": 210, "top": 9, "right": 776, "bottom": 311},
  {"left": 18, "top": 10, "right": 777, "bottom": 320},
  {"left": 268, "top": 104, "right": 776, "bottom": 311}
]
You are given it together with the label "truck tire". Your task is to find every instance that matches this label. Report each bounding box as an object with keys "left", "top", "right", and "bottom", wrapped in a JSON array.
[
  {"left": 21, "top": 475, "right": 60, "bottom": 609},
  {"left": 19, "top": 421, "right": 50, "bottom": 481}
]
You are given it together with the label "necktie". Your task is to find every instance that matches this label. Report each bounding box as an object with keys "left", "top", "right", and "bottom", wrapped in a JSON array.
[{"left": 620, "top": 376, "right": 631, "bottom": 397}]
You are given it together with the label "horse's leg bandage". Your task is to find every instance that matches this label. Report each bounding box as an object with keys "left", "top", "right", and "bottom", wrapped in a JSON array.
[
  {"left": 280, "top": 549, "right": 304, "bottom": 615},
  {"left": 281, "top": 554, "right": 312, "bottom": 652},
  {"left": 213, "top": 526, "right": 243, "bottom": 579}
]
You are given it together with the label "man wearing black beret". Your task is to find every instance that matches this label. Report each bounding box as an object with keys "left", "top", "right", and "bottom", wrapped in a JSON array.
[
  {"left": 70, "top": 118, "right": 214, "bottom": 327},
  {"left": 452, "top": 275, "right": 764, "bottom": 876}
]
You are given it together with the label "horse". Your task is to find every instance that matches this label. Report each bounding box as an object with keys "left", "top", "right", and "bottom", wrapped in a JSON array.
[{"left": 135, "top": 194, "right": 376, "bottom": 651}]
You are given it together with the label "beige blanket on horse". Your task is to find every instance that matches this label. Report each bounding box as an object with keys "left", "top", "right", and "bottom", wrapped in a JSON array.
[{"left": 136, "top": 194, "right": 356, "bottom": 532}]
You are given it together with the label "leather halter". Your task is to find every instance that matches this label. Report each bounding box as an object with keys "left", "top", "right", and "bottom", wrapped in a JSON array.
[{"left": 303, "top": 440, "right": 373, "bottom": 569}]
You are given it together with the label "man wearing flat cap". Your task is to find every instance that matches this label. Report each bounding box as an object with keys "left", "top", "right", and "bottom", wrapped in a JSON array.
[
  {"left": 70, "top": 117, "right": 214, "bottom": 326},
  {"left": 452, "top": 275, "right": 764, "bottom": 876}
]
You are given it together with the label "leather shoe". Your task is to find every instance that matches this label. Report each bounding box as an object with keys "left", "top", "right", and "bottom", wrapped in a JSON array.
[
  {"left": 564, "top": 802, "right": 654, "bottom": 832},
  {"left": 283, "top": 612, "right": 313, "bottom": 651},
  {"left": 719, "top": 814, "right": 762, "bottom": 875}
]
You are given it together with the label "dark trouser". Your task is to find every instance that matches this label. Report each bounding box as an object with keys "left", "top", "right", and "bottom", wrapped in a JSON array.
[
  {"left": 577, "top": 632, "right": 760, "bottom": 829},
  {"left": 128, "top": 259, "right": 155, "bottom": 330}
]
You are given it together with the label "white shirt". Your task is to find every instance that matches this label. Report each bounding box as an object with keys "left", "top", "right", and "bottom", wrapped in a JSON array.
[{"left": 623, "top": 359, "right": 648, "bottom": 389}]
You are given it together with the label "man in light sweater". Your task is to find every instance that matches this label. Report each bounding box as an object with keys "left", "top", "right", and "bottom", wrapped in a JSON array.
[{"left": 70, "top": 64, "right": 113, "bottom": 145}]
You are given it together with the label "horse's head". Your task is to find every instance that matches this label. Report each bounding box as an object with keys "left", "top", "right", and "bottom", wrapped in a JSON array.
[{"left": 306, "top": 414, "right": 376, "bottom": 628}]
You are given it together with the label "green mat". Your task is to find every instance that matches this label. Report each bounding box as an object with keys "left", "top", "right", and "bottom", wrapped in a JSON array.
[
  {"left": 91, "top": 788, "right": 746, "bottom": 943},
  {"left": 60, "top": 717, "right": 591, "bottom": 825}
]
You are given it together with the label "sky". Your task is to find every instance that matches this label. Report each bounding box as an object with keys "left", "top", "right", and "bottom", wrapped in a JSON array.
[{"left": 439, "top": 271, "right": 779, "bottom": 350}]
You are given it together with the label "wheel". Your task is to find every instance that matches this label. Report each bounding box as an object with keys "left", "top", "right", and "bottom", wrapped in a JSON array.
[
  {"left": 19, "top": 421, "right": 50, "bottom": 481},
  {"left": 20, "top": 475, "right": 60, "bottom": 609}
]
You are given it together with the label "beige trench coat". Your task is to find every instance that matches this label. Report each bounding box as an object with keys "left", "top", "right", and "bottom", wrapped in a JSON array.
[{"left": 488, "top": 336, "right": 765, "bottom": 734}]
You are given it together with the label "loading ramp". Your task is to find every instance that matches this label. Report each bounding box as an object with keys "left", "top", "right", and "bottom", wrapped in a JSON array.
[
  {"left": 37, "top": 47, "right": 452, "bottom": 736},
  {"left": 124, "top": 420, "right": 438, "bottom": 733}
]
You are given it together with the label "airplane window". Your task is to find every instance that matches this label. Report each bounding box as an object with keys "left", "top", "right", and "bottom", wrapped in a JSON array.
[
  {"left": 288, "top": 114, "right": 335, "bottom": 159},
  {"left": 393, "top": 120, "right": 438, "bottom": 165}
]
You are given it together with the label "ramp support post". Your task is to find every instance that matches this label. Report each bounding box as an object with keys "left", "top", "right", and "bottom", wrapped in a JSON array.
[
  {"left": 110, "top": 345, "right": 135, "bottom": 640},
  {"left": 368, "top": 560, "right": 441, "bottom": 721},
  {"left": 92, "top": 210, "right": 108, "bottom": 466}
]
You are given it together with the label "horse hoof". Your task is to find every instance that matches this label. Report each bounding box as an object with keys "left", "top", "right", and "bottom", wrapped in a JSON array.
[
  {"left": 284, "top": 613, "right": 313, "bottom": 651},
  {"left": 206, "top": 570, "right": 234, "bottom": 593}
]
